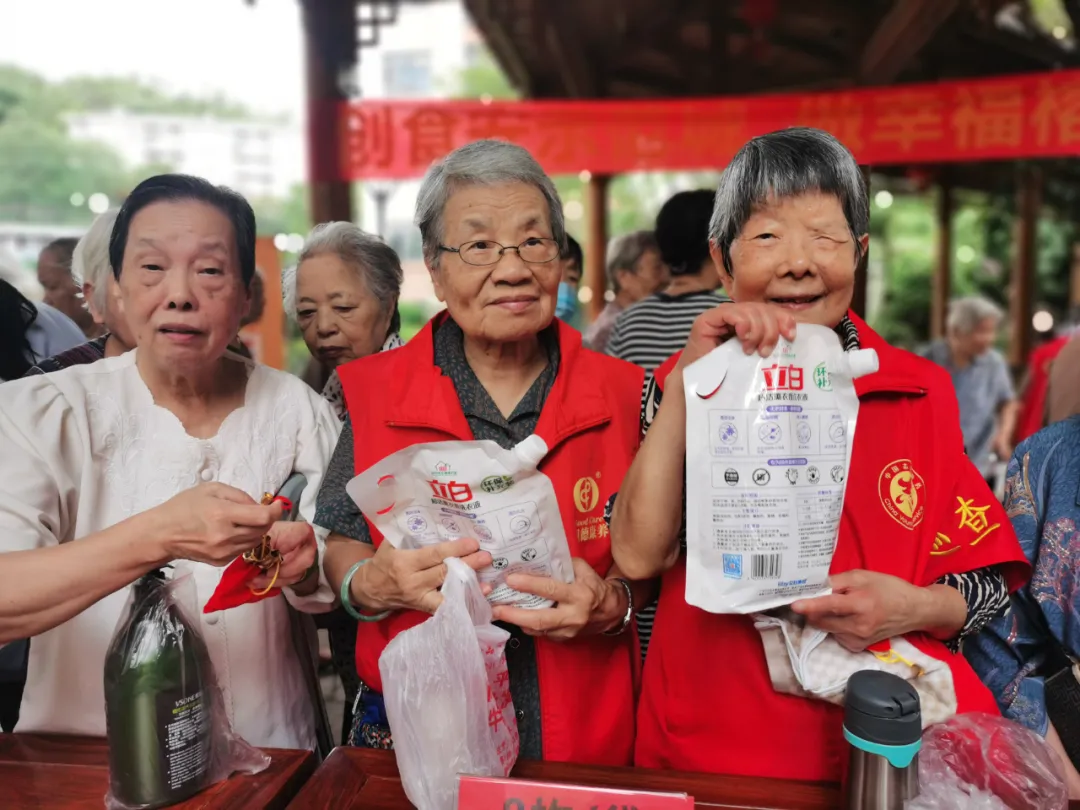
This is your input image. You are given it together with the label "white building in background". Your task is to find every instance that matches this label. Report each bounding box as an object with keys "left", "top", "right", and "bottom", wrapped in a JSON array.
[
  {"left": 356, "top": 0, "right": 480, "bottom": 285},
  {"left": 66, "top": 110, "right": 304, "bottom": 200}
]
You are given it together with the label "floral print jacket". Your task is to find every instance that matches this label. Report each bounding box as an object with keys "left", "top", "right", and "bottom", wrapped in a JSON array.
[{"left": 965, "top": 415, "right": 1080, "bottom": 735}]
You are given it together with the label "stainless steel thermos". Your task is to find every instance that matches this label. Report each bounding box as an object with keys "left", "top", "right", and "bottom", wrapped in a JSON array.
[{"left": 844, "top": 670, "right": 921, "bottom": 810}]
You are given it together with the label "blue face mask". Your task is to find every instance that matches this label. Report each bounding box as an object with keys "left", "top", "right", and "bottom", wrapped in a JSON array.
[{"left": 556, "top": 282, "right": 578, "bottom": 321}]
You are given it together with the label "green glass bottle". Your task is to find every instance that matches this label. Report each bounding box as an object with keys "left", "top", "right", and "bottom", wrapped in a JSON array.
[{"left": 104, "top": 570, "right": 212, "bottom": 809}]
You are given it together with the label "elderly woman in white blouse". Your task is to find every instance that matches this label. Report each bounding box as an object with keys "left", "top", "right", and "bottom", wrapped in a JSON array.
[{"left": 0, "top": 174, "right": 340, "bottom": 750}]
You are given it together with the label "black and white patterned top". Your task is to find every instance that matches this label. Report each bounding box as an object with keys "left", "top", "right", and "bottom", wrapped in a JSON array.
[
  {"left": 607, "top": 314, "right": 1009, "bottom": 655},
  {"left": 320, "top": 333, "right": 405, "bottom": 421},
  {"left": 315, "top": 319, "right": 558, "bottom": 760}
]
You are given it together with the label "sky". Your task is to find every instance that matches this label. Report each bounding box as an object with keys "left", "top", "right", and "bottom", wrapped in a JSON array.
[{"left": 8, "top": 0, "right": 306, "bottom": 119}]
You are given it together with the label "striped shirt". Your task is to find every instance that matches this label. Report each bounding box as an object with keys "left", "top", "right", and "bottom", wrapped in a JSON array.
[{"left": 605, "top": 290, "right": 727, "bottom": 373}]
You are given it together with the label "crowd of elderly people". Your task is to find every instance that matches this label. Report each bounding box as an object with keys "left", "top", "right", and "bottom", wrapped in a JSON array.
[{"left": 1, "top": 127, "right": 1079, "bottom": 793}]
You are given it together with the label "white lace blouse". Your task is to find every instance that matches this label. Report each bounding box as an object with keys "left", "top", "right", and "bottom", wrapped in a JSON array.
[{"left": 0, "top": 351, "right": 341, "bottom": 750}]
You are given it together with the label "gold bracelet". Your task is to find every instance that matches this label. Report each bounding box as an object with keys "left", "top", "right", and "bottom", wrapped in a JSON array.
[{"left": 250, "top": 558, "right": 281, "bottom": 596}]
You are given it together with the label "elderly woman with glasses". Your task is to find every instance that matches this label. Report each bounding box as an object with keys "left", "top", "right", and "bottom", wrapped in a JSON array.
[
  {"left": 316, "top": 140, "right": 649, "bottom": 765},
  {"left": 610, "top": 128, "right": 1029, "bottom": 782}
]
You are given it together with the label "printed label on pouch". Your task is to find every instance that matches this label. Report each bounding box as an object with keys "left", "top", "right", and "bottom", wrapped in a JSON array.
[
  {"left": 683, "top": 324, "right": 878, "bottom": 614},
  {"left": 348, "top": 437, "right": 575, "bottom": 609}
]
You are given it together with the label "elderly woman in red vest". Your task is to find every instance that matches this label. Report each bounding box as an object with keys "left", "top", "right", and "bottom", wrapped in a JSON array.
[
  {"left": 316, "top": 140, "right": 646, "bottom": 765},
  {"left": 610, "top": 127, "right": 1030, "bottom": 782}
]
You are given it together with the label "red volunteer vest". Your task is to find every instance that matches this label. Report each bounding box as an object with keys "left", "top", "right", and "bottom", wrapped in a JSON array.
[
  {"left": 1014, "top": 334, "right": 1070, "bottom": 444},
  {"left": 338, "top": 314, "right": 644, "bottom": 766},
  {"left": 635, "top": 313, "right": 1029, "bottom": 782}
]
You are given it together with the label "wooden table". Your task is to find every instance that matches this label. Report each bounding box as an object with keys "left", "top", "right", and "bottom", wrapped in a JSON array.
[
  {"left": 0, "top": 734, "right": 316, "bottom": 810},
  {"left": 286, "top": 748, "right": 840, "bottom": 810}
]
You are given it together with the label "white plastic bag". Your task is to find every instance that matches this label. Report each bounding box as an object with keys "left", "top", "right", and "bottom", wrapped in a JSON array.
[
  {"left": 347, "top": 436, "right": 574, "bottom": 608},
  {"left": 104, "top": 569, "right": 269, "bottom": 810},
  {"left": 906, "top": 713, "right": 1066, "bottom": 809},
  {"left": 682, "top": 324, "right": 878, "bottom": 614},
  {"left": 380, "top": 558, "right": 519, "bottom": 810}
]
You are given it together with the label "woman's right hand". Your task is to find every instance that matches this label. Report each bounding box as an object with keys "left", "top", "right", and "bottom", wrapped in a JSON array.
[
  {"left": 675, "top": 302, "right": 798, "bottom": 373},
  {"left": 156, "top": 483, "right": 284, "bottom": 566},
  {"left": 353, "top": 538, "right": 492, "bottom": 614}
]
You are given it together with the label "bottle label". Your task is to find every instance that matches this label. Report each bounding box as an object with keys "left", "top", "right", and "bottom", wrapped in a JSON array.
[{"left": 158, "top": 688, "right": 211, "bottom": 794}]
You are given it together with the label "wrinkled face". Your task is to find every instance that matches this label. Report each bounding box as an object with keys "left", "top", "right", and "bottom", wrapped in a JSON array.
[
  {"left": 430, "top": 182, "right": 560, "bottom": 344},
  {"left": 953, "top": 316, "right": 999, "bottom": 358},
  {"left": 117, "top": 200, "right": 249, "bottom": 374},
  {"left": 714, "top": 191, "right": 865, "bottom": 328},
  {"left": 618, "top": 247, "right": 668, "bottom": 302},
  {"left": 295, "top": 253, "right": 393, "bottom": 369},
  {"left": 37, "top": 248, "right": 90, "bottom": 329}
]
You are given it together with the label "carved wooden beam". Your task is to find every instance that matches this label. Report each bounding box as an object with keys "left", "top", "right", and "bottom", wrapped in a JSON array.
[
  {"left": 859, "top": 0, "right": 961, "bottom": 85},
  {"left": 541, "top": 0, "right": 599, "bottom": 98},
  {"left": 463, "top": 0, "right": 535, "bottom": 96}
]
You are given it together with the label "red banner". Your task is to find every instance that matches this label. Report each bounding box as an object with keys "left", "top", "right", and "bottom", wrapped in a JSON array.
[{"left": 334, "top": 69, "right": 1080, "bottom": 180}]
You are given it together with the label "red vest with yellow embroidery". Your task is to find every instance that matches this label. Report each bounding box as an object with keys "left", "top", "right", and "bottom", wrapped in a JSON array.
[
  {"left": 635, "top": 313, "right": 1029, "bottom": 782},
  {"left": 338, "top": 314, "right": 644, "bottom": 766}
]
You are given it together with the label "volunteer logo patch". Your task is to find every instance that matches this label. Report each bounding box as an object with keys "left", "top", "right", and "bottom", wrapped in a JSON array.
[
  {"left": 878, "top": 459, "right": 925, "bottom": 530},
  {"left": 573, "top": 476, "right": 600, "bottom": 513}
]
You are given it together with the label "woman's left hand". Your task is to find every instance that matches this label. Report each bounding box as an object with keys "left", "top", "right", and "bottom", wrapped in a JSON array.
[
  {"left": 250, "top": 521, "right": 318, "bottom": 591},
  {"left": 490, "top": 558, "right": 627, "bottom": 641},
  {"left": 790, "top": 569, "right": 933, "bottom": 652}
]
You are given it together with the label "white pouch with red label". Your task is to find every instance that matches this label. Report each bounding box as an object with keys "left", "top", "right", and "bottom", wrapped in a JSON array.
[
  {"left": 682, "top": 324, "right": 879, "bottom": 614},
  {"left": 346, "top": 436, "right": 574, "bottom": 609}
]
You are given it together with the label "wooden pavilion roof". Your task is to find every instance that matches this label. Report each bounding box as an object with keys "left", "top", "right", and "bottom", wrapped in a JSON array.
[
  {"left": 462, "top": 0, "right": 1080, "bottom": 213},
  {"left": 464, "top": 0, "right": 1078, "bottom": 99}
]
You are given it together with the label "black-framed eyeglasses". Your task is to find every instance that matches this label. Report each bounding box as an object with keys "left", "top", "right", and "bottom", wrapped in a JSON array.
[{"left": 437, "top": 237, "right": 561, "bottom": 267}]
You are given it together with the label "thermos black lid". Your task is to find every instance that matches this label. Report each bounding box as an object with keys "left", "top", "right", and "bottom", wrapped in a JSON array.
[{"left": 844, "top": 670, "right": 921, "bottom": 746}]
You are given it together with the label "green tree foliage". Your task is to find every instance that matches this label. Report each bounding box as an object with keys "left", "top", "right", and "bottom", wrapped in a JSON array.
[
  {"left": 0, "top": 63, "right": 274, "bottom": 227},
  {"left": 871, "top": 188, "right": 1073, "bottom": 349},
  {"left": 250, "top": 182, "right": 312, "bottom": 239},
  {"left": 0, "top": 112, "right": 128, "bottom": 222}
]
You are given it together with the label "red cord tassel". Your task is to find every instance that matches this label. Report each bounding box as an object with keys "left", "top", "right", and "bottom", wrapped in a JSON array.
[{"left": 202, "top": 494, "right": 292, "bottom": 614}]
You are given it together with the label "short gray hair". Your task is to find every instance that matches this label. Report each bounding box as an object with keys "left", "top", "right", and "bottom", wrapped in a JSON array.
[
  {"left": 284, "top": 221, "right": 403, "bottom": 330},
  {"left": 606, "top": 230, "right": 658, "bottom": 292},
  {"left": 709, "top": 127, "right": 869, "bottom": 274},
  {"left": 947, "top": 295, "right": 1004, "bottom": 335},
  {"left": 71, "top": 209, "right": 119, "bottom": 314},
  {"left": 414, "top": 139, "right": 566, "bottom": 268}
]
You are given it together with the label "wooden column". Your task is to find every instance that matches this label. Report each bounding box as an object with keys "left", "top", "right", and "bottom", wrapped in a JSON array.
[
  {"left": 931, "top": 182, "right": 953, "bottom": 341},
  {"left": 852, "top": 166, "right": 870, "bottom": 318},
  {"left": 1009, "top": 166, "right": 1041, "bottom": 367},
  {"left": 584, "top": 174, "right": 611, "bottom": 322},
  {"left": 301, "top": 0, "right": 355, "bottom": 225}
]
